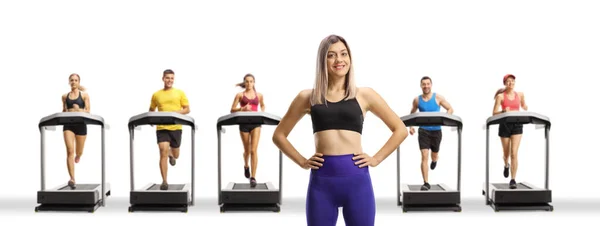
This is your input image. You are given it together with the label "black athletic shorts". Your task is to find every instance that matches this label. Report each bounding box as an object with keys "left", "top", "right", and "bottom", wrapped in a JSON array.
[
  {"left": 418, "top": 128, "right": 442, "bottom": 153},
  {"left": 239, "top": 124, "right": 261, "bottom": 133},
  {"left": 63, "top": 124, "right": 87, "bottom": 136},
  {"left": 498, "top": 123, "right": 523, "bottom": 138},
  {"left": 156, "top": 129, "right": 182, "bottom": 148}
]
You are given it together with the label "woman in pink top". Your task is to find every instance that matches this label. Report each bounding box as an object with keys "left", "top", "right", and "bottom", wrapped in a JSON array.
[
  {"left": 230, "top": 73, "right": 266, "bottom": 187},
  {"left": 492, "top": 74, "right": 529, "bottom": 189}
]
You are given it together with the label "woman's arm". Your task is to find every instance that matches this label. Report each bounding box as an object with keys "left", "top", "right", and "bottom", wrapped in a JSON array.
[
  {"left": 230, "top": 93, "right": 243, "bottom": 113},
  {"left": 492, "top": 94, "right": 504, "bottom": 115},
  {"left": 272, "top": 89, "right": 313, "bottom": 169},
  {"left": 361, "top": 87, "right": 408, "bottom": 165},
  {"left": 83, "top": 92, "right": 90, "bottom": 113},
  {"left": 520, "top": 92, "right": 528, "bottom": 111},
  {"left": 62, "top": 94, "right": 67, "bottom": 112},
  {"left": 259, "top": 93, "right": 265, "bottom": 112}
]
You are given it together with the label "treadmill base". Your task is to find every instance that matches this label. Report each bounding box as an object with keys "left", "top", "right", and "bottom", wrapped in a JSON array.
[
  {"left": 128, "top": 204, "right": 188, "bottom": 213},
  {"left": 34, "top": 190, "right": 110, "bottom": 213},
  {"left": 398, "top": 202, "right": 461, "bottom": 212},
  {"left": 220, "top": 203, "right": 280, "bottom": 213},
  {"left": 487, "top": 200, "right": 553, "bottom": 212},
  {"left": 35, "top": 202, "right": 102, "bottom": 213}
]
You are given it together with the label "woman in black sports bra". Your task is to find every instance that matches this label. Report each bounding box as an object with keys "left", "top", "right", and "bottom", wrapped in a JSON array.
[
  {"left": 61, "top": 73, "right": 91, "bottom": 189},
  {"left": 272, "top": 35, "right": 408, "bottom": 226}
]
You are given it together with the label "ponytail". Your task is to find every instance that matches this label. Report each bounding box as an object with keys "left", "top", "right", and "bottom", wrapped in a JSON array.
[
  {"left": 78, "top": 85, "right": 86, "bottom": 92},
  {"left": 235, "top": 82, "right": 246, "bottom": 88},
  {"left": 494, "top": 88, "right": 505, "bottom": 99}
]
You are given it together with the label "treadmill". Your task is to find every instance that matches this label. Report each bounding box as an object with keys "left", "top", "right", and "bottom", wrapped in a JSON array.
[
  {"left": 217, "top": 111, "right": 282, "bottom": 212},
  {"left": 397, "top": 112, "right": 462, "bottom": 212},
  {"left": 482, "top": 111, "right": 553, "bottom": 211},
  {"left": 128, "top": 112, "right": 197, "bottom": 212},
  {"left": 36, "top": 112, "right": 111, "bottom": 213}
]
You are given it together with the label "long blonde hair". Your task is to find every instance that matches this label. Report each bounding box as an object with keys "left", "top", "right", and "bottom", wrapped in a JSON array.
[
  {"left": 310, "top": 34, "right": 357, "bottom": 106},
  {"left": 69, "top": 73, "right": 86, "bottom": 91}
]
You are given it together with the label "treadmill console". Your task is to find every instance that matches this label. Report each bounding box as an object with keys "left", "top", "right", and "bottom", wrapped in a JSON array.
[
  {"left": 39, "top": 112, "right": 105, "bottom": 128},
  {"left": 217, "top": 112, "right": 281, "bottom": 128},
  {"left": 128, "top": 112, "right": 196, "bottom": 129},
  {"left": 400, "top": 112, "right": 462, "bottom": 129},
  {"left": 486, "top": 112, "right": 550, "bottom": 128}
]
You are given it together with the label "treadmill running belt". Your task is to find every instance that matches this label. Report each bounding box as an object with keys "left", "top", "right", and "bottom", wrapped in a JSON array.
[
  {"left": 492, "top": 183, "right": 531, "bottom": 189},
  {"left": 408, "top": 184, "right": 445, "bottom": 191},
  {"left": 233, "top": 183, "right": 268, "bottom": 190},
  {"left": 147, "top": 184, "right": 185, "bottom": 190},
  {"left": 58, "top": 184, "right": 99, "bottom": 190}
]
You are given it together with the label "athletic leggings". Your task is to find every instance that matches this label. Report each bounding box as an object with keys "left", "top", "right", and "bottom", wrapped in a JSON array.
[{"left": 306, "top": 154, "right": 376, "bottom": 226}]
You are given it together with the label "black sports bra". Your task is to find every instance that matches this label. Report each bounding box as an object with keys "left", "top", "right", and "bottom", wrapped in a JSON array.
[
  {"left": 310, "top": 97, "right": 364, "bottom": 134},
  {"left": 65, "top": 91, "right": 85, "bottom": 109}
]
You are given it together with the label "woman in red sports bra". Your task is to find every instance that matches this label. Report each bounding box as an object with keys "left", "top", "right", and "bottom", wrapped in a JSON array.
[
  {"left": 230, "top": 73, "right": 265, "bottom": 187},
  {"left": 492, "top": 74, "right": 529, "bottom": 189}
]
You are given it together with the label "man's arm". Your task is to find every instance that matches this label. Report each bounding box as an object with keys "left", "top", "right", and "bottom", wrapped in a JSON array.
[
  {"left": 410, "top": 97, "right": 418, "bottom": 114},
  {"left": 178, "top": 91, "right": 190, "bottom": 115},
  {"left": 409, "top": 97, "right": 418, "bottom": 131},
  {"left": 437, "top": 94, "right": 454, "bottom": 114},
  {"left": 149, "top": 93, "right": 157, "bottom": 112}
]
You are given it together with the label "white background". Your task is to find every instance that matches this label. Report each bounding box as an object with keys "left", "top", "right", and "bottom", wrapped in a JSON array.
[{"left": 1, "top": 0, "right": 599, "bottom": 224}]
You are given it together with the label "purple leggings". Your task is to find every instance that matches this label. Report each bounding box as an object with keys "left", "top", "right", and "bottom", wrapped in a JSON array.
[{"left": 306, "top": 154, "right": 376, "bottom": 226}]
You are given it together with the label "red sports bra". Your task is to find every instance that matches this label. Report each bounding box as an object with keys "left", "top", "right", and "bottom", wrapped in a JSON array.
[
  {"left": 501, "top": 91, "right": 520, "bottom": 111},
  {"left": 240, "top": 92, "right": 259, "bottom": 111}
]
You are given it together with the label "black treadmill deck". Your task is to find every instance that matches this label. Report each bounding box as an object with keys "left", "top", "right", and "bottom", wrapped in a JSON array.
[
  {"left": 233, "top": 183, "right": 268, "bottom": 190},
  {"left": 147, "top": 184, "right": 186, "bottom": 191},
  {"left": 129, "top": 183, "right": 190, "bottom": 213},
  {"left": 408, "top": 184, "right": 445, "bottom": 191},
  {"left": 220, "top": 182, "right": 280, "bottom": 212},
  {"left": 400, "top": 184, "right": 461, "bottom": 212},
  {"left": 491, "top": 183, "right": 531, "bottom": 190},
  {"left": 58, "top": 184, "right": 100, "bottom": 190},
  {"left": 483, "top": 182, "right": 553, "bottom": 212},
  {"left": 35, "top": 185, "right": 111, "bottom": 213}
]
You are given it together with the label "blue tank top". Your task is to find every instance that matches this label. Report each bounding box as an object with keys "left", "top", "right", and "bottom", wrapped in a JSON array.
[{"left": 418, "top": 93, "right": 441, "bottom": 131}]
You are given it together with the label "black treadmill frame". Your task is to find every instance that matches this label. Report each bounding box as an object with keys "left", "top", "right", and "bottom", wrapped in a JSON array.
[
  {"left": 397, "top": 112, "right": 463, "bottom": 212},
  {"left": 36, "top": 112, "right": 111, "bottom": 213},
  {"left": 216, "top": 112, "right": 282, "bottom": 213},
  {"left": 483, "top": 111, "right": 553, "bottom": 212},
  {"left": 127, "top": 112, "right": 197, "bottom": 213}
]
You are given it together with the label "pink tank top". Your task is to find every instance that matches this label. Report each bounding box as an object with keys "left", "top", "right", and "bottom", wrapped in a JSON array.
[
  {"left": 501, "top": 91, "right": 520, "bottom": 111},
  {"left": 240, "top": 92, "right": 259, "bottom": 111}
]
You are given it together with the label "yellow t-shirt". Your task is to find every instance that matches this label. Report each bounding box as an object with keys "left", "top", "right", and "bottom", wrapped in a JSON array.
[{"left": 149, "top": 88, "right": 189, "bottom": 131}]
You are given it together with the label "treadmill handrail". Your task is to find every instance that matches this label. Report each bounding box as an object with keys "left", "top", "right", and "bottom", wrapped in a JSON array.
[
  {"left": 128, "top": 112, "right": 196, "bottom": 129},
  {"left": 400, "top": 112, "right": 463, "bottom": 129},
  {"left": 39, "top": 112, "right": 105, "bottom": 128},
  {"left": 485, "top": 111, "right": 550, "bottom": 128},
  {"left": 217, "top": 111, "right": 281, "bottom": 128}
]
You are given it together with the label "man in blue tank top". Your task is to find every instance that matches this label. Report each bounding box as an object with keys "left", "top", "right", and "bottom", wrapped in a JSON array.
[{"left": 409, "top": 76, "right": 454, "bottom": 190}]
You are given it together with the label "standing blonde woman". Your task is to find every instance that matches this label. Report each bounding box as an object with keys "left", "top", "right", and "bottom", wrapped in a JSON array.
[{"left": 272, "top": 35, "right": 408, "bottom": 226}]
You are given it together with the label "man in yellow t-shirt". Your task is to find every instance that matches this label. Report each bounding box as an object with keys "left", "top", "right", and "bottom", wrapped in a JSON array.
[{"left": 148, "top": 69, "right": 190, "bottom": 190}]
